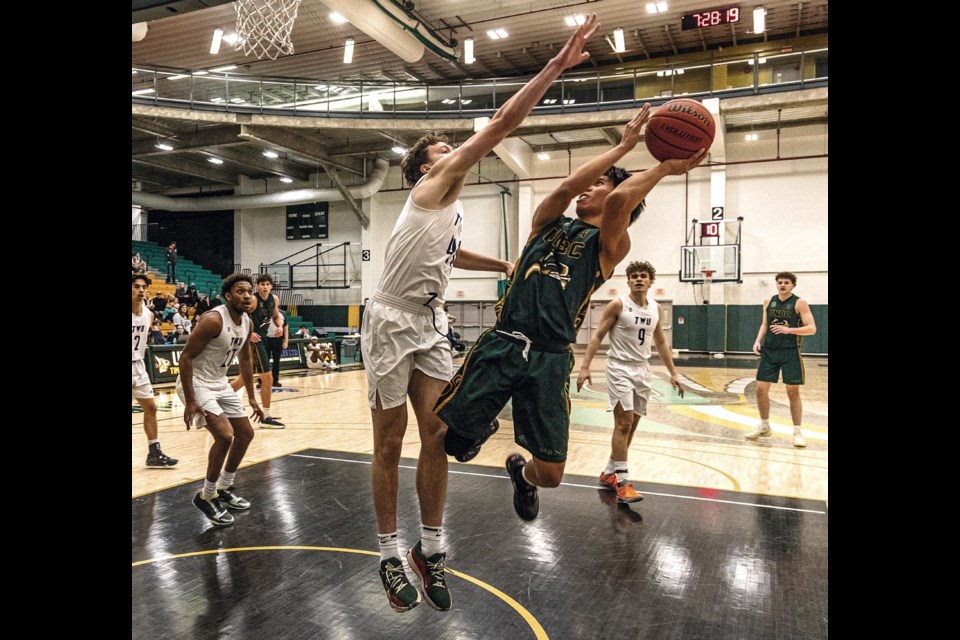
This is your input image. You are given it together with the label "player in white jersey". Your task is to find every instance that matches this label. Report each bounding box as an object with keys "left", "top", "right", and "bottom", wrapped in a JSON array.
[
  {"left": 132, "top": 273, "right": 178, "bottom": 468},
  {"left": 177, "top": 274, "right": 264, "bottom": 527},
  {"left": 576, "top": 261, "right": 684, "bottom": 503},
  {"left": 362, "top": 15, "right": 601, "bottom": 614}
]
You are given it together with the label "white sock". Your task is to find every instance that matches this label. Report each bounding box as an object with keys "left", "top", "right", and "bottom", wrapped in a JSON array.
[
  {"left": 760, "top": 418, "right": 770, "bottom": 430},
  {"left": 378, "top": 532, "right": 399, "bottom": 561},
  {"left": 217, "top": 470, "right": 236, "bottom": 490},
  {"left": 604, "top": 458, "right": 617, "bottom": 475},
  {"left": 521, "top": 464, "right": 535, "bottom": 487},
  {"left": 614, "top": 462, "right": 629, "bottom": 484},
  {"left": 421, "top": 525, "right": 443, "bottom": 557},
  {"left": 794, "top": 426, "right": 803, "bottom": 434},
  {"left": 148, "top": 439, "right": 159, "bottom": 446},
  {"left": 201, "top": 479, "right": 218, "bottom": 500},
  {"left": 264, "top": 406, "right": 271, "bottom": 418}
]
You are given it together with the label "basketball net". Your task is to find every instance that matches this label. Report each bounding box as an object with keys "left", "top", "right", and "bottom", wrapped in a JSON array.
[
  {"left": 700, "top": 269, "right": 715, "bottom": 304},
  {"left": 234, "top": 0, "right": 302, "bottom": 60}
]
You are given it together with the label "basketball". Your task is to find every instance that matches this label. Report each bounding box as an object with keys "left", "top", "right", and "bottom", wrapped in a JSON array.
[{"left": 644, "top": 99, "right": 715, "bottom": 162}]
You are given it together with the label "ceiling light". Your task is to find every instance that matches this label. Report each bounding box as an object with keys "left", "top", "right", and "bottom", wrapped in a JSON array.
[
  {"left": 132, "top": 88, "right": 156, "bottom": 95},
  {"left": 486, "top": 28, "right": 508, "bottom": 40},
  {"left": 460, "top": 99, "right": 472, "bottom": 105},
  {"left": 563, "top": 99, "right": 575, "bottom": 105},
  {"left": 210, "top": 28, "right": 224, "bottom": 54},
  {"left": 747, "top": 57, "right": 768, "bottom": 65},
  {"left": 464, "top": 37, "right": 474, "bottom": 64},
  {"left": 208, "top": 157, "right": 224, "bottom": 164},
  {"left": 263, "top": 150, "right": 279, "bottom": 158},
  {"left": 167, "top": 74, "right": 189, "bottom": 81},
  {"left": 210, "top": 65, "right": 237, "bottom": 73},
  {"left": 155, "top": 142, "right": 174, "bottom": 151},
  {"left": 646, "top": 2, "right": 668, "bottom": 14},
  {"left": 564, "top": 15, "right": 586, "bottom": 27},
  {"left": 745, "top": 133, "right": 758, "bottom": 141},
  {"left": 392, "top": 146, "right": 406, "bottom": 155},
  {"left": 344, "top": 38, "right": 355, "bottom": 63},
  {"left": 329, "top": 12, "right": 348, "bottom": 24},
  {"left": 193, "top": 71, "right": 209, "bottom": 76},
  {"left": 542, "top": 98, "right": 557, "bottom": 104},
  {"left": 210, "top": 97, "right": 225, "bottom": 103},
  {"left": 753, "top": 7, "right": 766, "bottom": 33},
  {"left": 132, "top": 69, "right": 138, "bottom": 74},
  {"left": 441, "top": 98, "right": 455, "bottom": 104},
  {"left": 613, "top": 28, "right": 625, "bottom": 53},
  {"left": 229, "top": 97, "right": 245, "bottom": 103},
  {"left": 279, "top": 177, "right": 293, "bottom": 183},
  {"left": 537, "top": 152, "right": 550, "bottom": 160}
]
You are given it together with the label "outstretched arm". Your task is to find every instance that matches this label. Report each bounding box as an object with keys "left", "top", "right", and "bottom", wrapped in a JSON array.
[
  {"left": 453, "top": 248, "right": 514, "bottom": 278},
  {"left": 598, "top": 149, "right": 708, "bottom": 277},
  {"left": 530, "top": 106, "right": 651, "bottom": 239},
  {"left": 576, "top": 299, "right": 621, "bottom": 391},
  {"left": 413, "top": 15, "right": 600, "bottom": 209}
]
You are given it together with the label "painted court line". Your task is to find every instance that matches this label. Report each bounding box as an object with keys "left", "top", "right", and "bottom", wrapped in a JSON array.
[{"left": 290, "top": 453, "right": 826, "bottom": 515}]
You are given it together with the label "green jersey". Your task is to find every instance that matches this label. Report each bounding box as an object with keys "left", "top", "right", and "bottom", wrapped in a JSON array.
[
  {"left": 763, "top": 293, "right": 803, "bottom": 349},
  {"left": 496, "top": 216, "right": 606, "bottom": 344},
  {"left": 251, "top": 292, "right": 277, "bottom": 336}
]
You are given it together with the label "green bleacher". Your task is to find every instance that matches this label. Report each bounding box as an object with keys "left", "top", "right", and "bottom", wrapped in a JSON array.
[{"left": 132, "top": 240, "right": 317, "bottom": 335}]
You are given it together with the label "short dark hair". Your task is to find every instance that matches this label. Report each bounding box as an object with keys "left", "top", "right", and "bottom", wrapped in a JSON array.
[
  {"left": 132, "top": 273, "right": 151, "bottom": 286},
  {"left": 605, "top": 166, "right": 645, "bottom": 225},
  {"left": 256, "top": 273, "right": 275, "bottom": 285},
  {"left": 775, "top": 271, "right": 797, "bottom": 285},
  {"left": 222, "top": 273, "right": 254, "bottom": 296},
  {"left": 625, "top": 260, "right": 656, "bottom": 281},
  {"left": 401, "top": 133, "right": 449, "bottom": 188}
]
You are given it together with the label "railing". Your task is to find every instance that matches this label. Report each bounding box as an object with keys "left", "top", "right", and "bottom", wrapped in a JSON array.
[
  {"left": 132, "top": 47, "right": 827, "bottom": 117},
  {"left": 259, "top": 242, "right": 353, "bottom": 289},
  {"left": 132, "top": 223, "right": 159, "bottom": 242}
]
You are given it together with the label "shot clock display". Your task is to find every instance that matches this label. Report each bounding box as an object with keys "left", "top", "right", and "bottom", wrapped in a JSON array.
[{"left": 681, "top": 5, "right": 741, "bottom": 30}]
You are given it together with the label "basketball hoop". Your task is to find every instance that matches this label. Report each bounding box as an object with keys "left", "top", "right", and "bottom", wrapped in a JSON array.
[
  {"left": 234, "top": 0, "right": 302, "bottom": 61},
  {"left": 700, "top": 269, "right": 716, "bottom": 305}
]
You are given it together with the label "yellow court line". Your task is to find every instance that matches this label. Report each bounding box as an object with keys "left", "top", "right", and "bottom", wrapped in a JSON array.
[
  {"left": 631, "top": 448, "right": 741, "bottom": 491},
  {"left": 721, "top": 403, "right": 828, "bottom": 431},
  {"left": 133, "top": 546, "right": 548, "bottom": 640},
  {"left": 669, "top": 405, "right": 828, "bottom": 437},
  {"left": 131, "top": 447, "right": 313, "bottom": 499}
]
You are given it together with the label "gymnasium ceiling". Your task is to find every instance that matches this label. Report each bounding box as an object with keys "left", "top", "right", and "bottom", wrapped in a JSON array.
[{"left": 131, "top": 0, "right": 829, "bottom": 195}]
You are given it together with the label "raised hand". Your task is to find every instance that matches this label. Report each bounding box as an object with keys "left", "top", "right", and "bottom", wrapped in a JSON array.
[
  {"left": 553, "top": 13, "right": 599, "bottom": 70},
  {"left": 660, "top": 148, "right": 708, "bottom": 175},
  {"left": 620, "top": 104, "right": 652, "bottom": 150}
]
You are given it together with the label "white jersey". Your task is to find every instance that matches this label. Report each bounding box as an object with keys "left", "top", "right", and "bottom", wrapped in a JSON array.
[
  {"left": 607, "top": 295, "right": 659, "bottom": 362},
  {"left": 132, "top": 304, "right": 153, "bottom": 362},
  {"left": 188, "top": 305, "right": 251, "bottom": 385},
  {"left": 374, "top": 184, "right": 463, "bottom": 309}
]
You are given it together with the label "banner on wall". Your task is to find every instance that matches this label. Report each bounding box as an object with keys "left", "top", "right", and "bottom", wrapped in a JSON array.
[{"left": 148, "top": 343, "right": 308, "bottom": 385}]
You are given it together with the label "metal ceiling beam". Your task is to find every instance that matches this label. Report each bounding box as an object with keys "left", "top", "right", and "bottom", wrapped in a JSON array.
[
  {"left": 725, "top": 117, "right": 827, "bottom": 133},
  {"left": 796, "top": 2, "right": 804, "bottom": 38},
  {"left": 664, "top": 24, "right": 678, "bottom": 56},
  {"left": 632, "top": 30, "right": 651, "bottom": 60},
  {"left": 131, "top": 119, "right": 185, "bottom": 139},
  {"left": 238, "top": 125, "right": 366, "bottom": 176},
  {"left": 496, "top": 52, "right": 526, "bottom": 75},
  {"left": 194, "top": 147, "right": 311, "bottom": 181},
  {"left": 318, "top": 165, "right": 369, "bottom": 228},
  {"left": 133, "top": 155, "right": 236, "bottom": 184},
  {"left": 132, "top": 126, "right": 244, "bottom": 156}
]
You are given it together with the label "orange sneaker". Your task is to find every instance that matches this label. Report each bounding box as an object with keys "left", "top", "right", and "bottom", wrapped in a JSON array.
[
  {"left": 598, "top": 472, "right": 618, "bottom": 490},
  {"left": 615, "top": 481, "right": 643, "bottom": 504}
]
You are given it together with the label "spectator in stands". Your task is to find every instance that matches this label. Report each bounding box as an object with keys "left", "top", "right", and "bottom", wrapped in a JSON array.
[
  {"left": 172, "top": 304, "right": 192, "bottom": 335},
  {"left": 295, "top": 326, "right": 310, "bottom": 339},
  {"left": 183, "top": 283, "right": 200, "bottom": 308},
  {"left": 151, "top": 292, "right": 168, "bottom": 322},
  {"left": 162, "top": 295, "right": 178, "bottom": 322},
  {"left": 132, "top": 252, "right": 148, "bottom": 273},
  {"left": 147, "top": 321, "right": 165, "bottom": 346},
  {"left": 166, "top": 325, "right": 187, "bottom": 344},
  {"left": 165, "top": 241, "right": 178, "bottom": 284},
  {"left": 196, "top": 294, "right": 215, "bottom": 316}
]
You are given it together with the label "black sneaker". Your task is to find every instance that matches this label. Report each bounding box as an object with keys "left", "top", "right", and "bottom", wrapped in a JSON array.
[
  {"left": 216, "top": 487, "right": 251, "bottom": 510},
  {"left": 506, "top": 454, "right": 539, "bottom": 521},
  {"left": 146, "top": 449, "right": 178, "bottom": 467},
  {"left": 406, "top": 541, "right": 451, "bottom": 611},
  {"left": 260, "top": 416, "right": 285, "bottom": 429},
  {"left": 446, "top": 419, "right": 500, "bottom": 463},
  {"left": 273, "top": 381, "right": 282, "bottom": 387},
  {"left": 192, "top": 492, "right": 234, "bottom": 526},
  {"left": 378, "top": 557, "right": 421, "bottom": 612}
]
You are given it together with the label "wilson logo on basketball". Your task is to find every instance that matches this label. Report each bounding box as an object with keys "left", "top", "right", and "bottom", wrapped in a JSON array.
[
  {"left": 656, "top": 123, "right": 705, "bottom": 144},
  {"left": 665, "top": 103, "right": 711, "bottom": 126}
]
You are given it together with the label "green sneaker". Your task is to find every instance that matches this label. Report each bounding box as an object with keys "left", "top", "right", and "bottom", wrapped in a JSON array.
[
  {"left": 406, "top": 541, "right": 452, "bottom": 611},
  {"left": 378, "top": 557, "right": 421, "bottom": 612}
]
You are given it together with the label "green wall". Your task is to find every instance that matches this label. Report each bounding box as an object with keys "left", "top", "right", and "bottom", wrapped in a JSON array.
[{"left": 674, "top": 304, "right": 827, "bottom": 354}]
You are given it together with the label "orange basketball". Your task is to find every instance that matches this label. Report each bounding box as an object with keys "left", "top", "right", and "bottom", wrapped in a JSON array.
[{"left": 644, "top": 99, "right": 715, "bottom": 162}]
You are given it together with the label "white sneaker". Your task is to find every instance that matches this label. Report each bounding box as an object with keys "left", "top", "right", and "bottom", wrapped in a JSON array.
[
  {"left": 745, "top": 425, "right": 772, "bottom": 440},
  {"left": 793, "top": 431, "right": 807, "bottom": 448}
]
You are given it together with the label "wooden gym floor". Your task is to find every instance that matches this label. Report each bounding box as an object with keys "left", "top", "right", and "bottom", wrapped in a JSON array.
[{"left": 132, "top": 352, "right": 828, "bottom": 639}]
